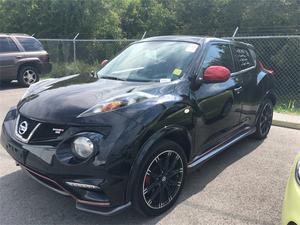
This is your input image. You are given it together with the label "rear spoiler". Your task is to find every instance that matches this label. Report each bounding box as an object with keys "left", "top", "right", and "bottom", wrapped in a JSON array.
[{"left": 258, "top": 61, "right": 274, "bottom": 75}]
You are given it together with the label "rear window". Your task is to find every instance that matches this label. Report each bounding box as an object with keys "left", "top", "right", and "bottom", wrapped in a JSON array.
[
  {"left": 233, "top": 47, "right": 254, "bottom": 70},
  {"left": 0, "top": 37, "right": 19, "bottom": 53},
  {"left": 16, "top": 37, "right": 44, "bottom": 51}
]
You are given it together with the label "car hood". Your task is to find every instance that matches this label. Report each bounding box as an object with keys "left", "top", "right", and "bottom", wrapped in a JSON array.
[{"left": 18, "top": 73, "right": 177, "bottom": 123}]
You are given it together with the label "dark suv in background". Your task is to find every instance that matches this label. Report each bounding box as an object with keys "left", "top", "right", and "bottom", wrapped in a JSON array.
[{"left": 0, "top": 33, "right": 51, "bottom": 87}]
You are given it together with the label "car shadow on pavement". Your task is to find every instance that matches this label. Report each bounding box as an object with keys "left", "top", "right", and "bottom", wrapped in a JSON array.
[
  {"left": 0, "top": 81, "right": 22, "bottom": 90},
  {"left": 181, "top": 137, "right": 263, "bottom": 198},
  {"left": 0, "top": 137, "right": 262, "bottom": 224}
]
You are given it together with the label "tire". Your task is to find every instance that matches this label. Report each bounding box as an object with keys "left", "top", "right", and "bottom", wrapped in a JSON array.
[
  {"left": 132, "top": 139, "right": 187, "bottom": 216},
  {"left": 253, "top": 99, "right": 273, "bottom": 139},
  {"left": 18, "top": 66, "right": 40, "bottom": 87}
]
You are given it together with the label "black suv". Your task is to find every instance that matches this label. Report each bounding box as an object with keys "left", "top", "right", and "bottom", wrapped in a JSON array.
[
  {"left": 1, "top": 36, "right": 275, "bottom": 216},
  {"left": 0, "top": 33, "right": 51, "bottom": 87}
]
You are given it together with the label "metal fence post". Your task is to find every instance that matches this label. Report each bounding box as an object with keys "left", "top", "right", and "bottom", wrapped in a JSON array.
[{"left": 73, "top": 33, "right": 80, "bottom": 63}]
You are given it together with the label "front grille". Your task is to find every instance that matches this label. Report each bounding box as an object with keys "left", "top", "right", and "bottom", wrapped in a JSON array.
[
  {"left": 30, "top": 123, "right": 67, "bottom": 142},
  {"left": 15, "top": 115, "right": 40, "bottom": 143},
  {"left": 17, "top": 115, "right": 39, "bottom": 139},
  {"left": 15, "top": 114, "right": 67, "bottom": 143}
]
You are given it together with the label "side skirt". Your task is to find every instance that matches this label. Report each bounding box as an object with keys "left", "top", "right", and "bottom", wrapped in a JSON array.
[{"left": 187, "top": 127, "right": 256, "bottom": 170}]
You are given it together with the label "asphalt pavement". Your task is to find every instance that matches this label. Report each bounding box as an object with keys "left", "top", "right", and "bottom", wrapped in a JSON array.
[{"left": 1, "top": 83, "right": 299, "bottom": 225}]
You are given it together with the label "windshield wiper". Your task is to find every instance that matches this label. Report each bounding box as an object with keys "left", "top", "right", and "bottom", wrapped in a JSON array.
[
  {"left": 126, "top": 78, "right": 154, "bottom": 82},
  {"left": 100, "top": 76, "right": 126, "bottom": 81}
]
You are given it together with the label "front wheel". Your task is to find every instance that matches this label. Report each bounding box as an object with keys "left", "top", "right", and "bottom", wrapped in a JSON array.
[
  {"left": 253, "top": 99, "right": 273, "bottom": 139},
  {"left": 133, "top": 140, "right": 187, "bottom": 216}
]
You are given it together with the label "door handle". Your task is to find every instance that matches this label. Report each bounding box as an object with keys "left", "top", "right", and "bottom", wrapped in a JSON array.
[
  {"left": 16, "top": 56, "right": 22, "bottom": 59},
  {"left": 234, "top": 86, "right": 243, "bottom": 94}
]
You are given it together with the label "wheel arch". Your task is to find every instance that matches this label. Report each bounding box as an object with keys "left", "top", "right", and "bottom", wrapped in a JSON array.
[
  {"left": 125, "top": 125, "right": 192, "bottom": 202},
  {"left": 265, "top": 91, "right": 276, "bottom": 106},
  {"left": 17, "top": 60, "right": 42, "bottom": 75},
  {"left": 261, "top": 90, "right": 276, "bottom": 108},
  {"left": 255, "top": 90, "right": 276, "bottom": 124}
]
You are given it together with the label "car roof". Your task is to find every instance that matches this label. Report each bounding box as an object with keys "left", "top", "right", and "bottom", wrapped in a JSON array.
[
  {"left": 0, "top": 33, "right": 32, "bottom": 38},
  {"left": 135, "top": 35, "right": 254, "bottom": 49},
  {"left": 140, "top": 35, "right": 206, "bottom": 44}
]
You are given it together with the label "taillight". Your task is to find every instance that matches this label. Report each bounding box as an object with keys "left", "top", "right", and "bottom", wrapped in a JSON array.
[
  {"left": 40, "top": 54, "right": 50, "bottom": 63},
  {"left": 259, "top": 61, "right": 274, "bottom": 75}
]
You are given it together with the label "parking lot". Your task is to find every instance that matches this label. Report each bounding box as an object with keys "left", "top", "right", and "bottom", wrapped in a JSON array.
[{"left": 0, "top": 84, "right": 300, "bottom": 225}]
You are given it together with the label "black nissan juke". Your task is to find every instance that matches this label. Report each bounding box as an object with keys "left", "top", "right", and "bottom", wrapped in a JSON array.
[{"left": 1, "top": 36, "right": 276, "bottom": 216}]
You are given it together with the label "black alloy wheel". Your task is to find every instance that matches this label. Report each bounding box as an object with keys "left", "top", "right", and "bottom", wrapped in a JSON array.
[
  {"left": 253, "top": 99, "right": 273, "bottom": 139},
  {"left": 143, "top": 150, "right": 184, "bottom": 209},
  {"left": 133, "top": 140, "right": 187, "bottom": 216}
]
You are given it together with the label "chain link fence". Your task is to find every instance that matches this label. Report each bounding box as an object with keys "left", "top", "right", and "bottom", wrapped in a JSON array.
[
  {"left": 39, "top": 38, "right": 136, "bottom": 76},
  {"left": 226, "top": 36, "right": 300, "bottom": 111},
  {"left": 40, "top": 38, "right": 138, "bottom": 63},
  {"left": 39, "top": 35, "right": 300, "bottom": 111}
]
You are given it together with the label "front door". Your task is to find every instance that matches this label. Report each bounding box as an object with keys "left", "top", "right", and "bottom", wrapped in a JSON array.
[{"left": 193, "top": 42, "right": 242, "bottom": 154}]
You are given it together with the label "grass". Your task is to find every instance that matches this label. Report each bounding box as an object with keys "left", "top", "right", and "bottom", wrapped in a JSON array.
[{"left": 275, "top": 100, "right": 300, "bottom": 115}]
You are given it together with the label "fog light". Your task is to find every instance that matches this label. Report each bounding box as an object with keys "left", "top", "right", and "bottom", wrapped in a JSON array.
[{"left": 72, "top": 137, "right": 94, "bottom": 159}]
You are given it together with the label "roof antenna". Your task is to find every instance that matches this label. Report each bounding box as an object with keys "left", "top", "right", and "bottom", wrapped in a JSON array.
[
  {"left": 31, "top": 33, "right": 35, "bottom": 37},
  {"left": 232, "top": 27, "right": 239, "bottom": 40},
  {"left": 141, "top": 31, "right": 147, "bottom": 39}
]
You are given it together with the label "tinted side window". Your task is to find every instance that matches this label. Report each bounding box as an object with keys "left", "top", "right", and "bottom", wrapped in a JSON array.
[
  {"left": 201, "top": 44, "right": 234, "bottom": 73},
  {"left": 0, "top": 37, "right": 19, "bottom": 53},
  {"left": 233, "top": 47, "right": 254, "bottom": 70},
  {"left": 16, "top": 37, "right": 44, "bottom": 51}
]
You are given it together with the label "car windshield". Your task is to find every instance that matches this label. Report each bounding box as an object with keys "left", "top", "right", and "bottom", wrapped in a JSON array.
[{"left": 97, "top": 41, "right": 199, "bottom": 82}]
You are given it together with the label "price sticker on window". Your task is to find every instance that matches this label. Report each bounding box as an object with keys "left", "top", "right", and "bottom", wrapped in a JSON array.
[
  {"left": 185, "top": 44, "right": 198, "bottom": 53},
  {"left": 172, "top": 68, "right": 182, "bottom": 76}
]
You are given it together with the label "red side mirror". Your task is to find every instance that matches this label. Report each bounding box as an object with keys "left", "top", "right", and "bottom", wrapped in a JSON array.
[
  {"left": 100, "top": 59, "right": 109, "bottom": 66},
  {"left": 203, "top": 66, "right": 230, "bottom": 83}
]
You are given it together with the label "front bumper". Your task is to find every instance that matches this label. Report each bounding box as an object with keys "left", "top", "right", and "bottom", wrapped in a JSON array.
[
  {"left": 1, "top": 114, "right": 131, "bottom": 216},
  {"left": 20, "top": 163, "right": 131, "bottom": 215},
  {"left": 282, "top": 154, "right": 300, "bottom": 225}
]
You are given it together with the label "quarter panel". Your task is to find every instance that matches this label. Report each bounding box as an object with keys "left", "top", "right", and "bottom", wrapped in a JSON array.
[{"left": 239, "top": 66, "right": 274, "bottom": 127}]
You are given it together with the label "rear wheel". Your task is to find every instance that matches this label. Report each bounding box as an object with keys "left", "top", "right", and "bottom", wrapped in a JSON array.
[
  {"left": 133, "top": 140, "right": 187, "bottom": 216},
  {"left": 18, "top": 66, "right": 40, "bottom": 87},
  {"left": 253, "top": 99, "right": 273, "bottom": 139}
]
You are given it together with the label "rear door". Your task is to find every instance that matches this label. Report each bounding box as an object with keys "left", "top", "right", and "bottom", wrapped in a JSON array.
[
  {"left": 231, "top": 45, "right": 257, "bottom": 126},
  {"left": 193, "top": 42, "right": 242, "bottom": 153},
  {"left": 0, "top": 37, "right": 21, "bottom": 81}
]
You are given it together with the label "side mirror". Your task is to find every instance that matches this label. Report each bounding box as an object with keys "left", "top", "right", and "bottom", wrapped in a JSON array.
[
  {"left": 100, "top": 59, "right": 109, "bottom": 66},
  {"left": 203, "top": 66, "right": 230, "bottom": 83}
]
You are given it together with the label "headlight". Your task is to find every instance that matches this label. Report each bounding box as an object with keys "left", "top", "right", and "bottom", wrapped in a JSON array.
[
  {"left": 72, "top": 137, "right": 94, "bottom": 159},
  {"left": 77, "top": 92, "right": 155, "bottom": 117},
  {"left": 296, "top": 160, "right": 300, "bottom": 184}
]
